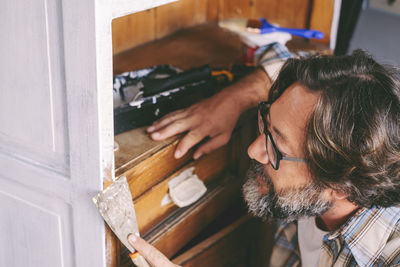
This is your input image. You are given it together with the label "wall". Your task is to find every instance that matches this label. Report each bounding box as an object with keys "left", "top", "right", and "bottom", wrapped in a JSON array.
[
  {"left": 112, "top": 0, "right": 334, "bottom": 55},
  {"left": 348, "top": 7, "right": 400, "bottom": 65}
]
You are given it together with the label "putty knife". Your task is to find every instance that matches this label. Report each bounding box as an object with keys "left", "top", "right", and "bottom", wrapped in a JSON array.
[{"left": 93, "top": 176, "right": 150, "bottom": 267}]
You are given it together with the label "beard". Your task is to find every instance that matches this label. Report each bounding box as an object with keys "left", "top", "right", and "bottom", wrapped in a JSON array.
[{"left": 242, "top": 160, "right": 332, "bottom": 222}]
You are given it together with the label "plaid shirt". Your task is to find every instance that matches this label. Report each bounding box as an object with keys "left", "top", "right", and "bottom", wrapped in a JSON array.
[
  {"left": 269, "top": 205, "right": 400, "bottom": 267},
  {"left": 257, "top": 42, "right": 313, "bottom": 81},
  {"left": 257, "top": 44, "right": 400, "bottom": 266}
]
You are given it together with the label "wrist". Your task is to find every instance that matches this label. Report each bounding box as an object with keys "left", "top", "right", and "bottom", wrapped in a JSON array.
[{"left": 224, "top": 68, "right": 271, "bottom": 112}]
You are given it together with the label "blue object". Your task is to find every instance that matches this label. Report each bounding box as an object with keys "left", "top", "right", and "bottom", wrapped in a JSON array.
[{"left": 259, "top": 18, "right": 324, "bottom": 39}]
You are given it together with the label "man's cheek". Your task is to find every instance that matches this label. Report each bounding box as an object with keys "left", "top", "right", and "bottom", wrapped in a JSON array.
[
  {"left": 270, "top": 164, "right": 311, "bottom": 190},
  {"left": 257, "top": 175, "right": 270, "bottom": 195}
]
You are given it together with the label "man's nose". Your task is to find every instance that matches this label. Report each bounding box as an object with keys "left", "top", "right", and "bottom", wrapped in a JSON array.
[{"left": 248, "top": 134, "right": 269, "bottom": 165}]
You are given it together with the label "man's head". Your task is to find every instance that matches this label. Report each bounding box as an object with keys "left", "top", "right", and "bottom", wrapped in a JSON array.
[{"left": 243, "top": 50, "right": 400, "bottom": 221}]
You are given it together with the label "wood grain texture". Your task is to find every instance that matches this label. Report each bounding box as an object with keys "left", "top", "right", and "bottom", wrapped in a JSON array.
[
  {"left": 113, "top": 24, "right": 243, "bottom": 74},
  {"left": 105, "top": 225, "right": 120, "bottom": 267},
  {"left": 111, "top": 0, "right": 335, "bottom": 55},
  {"left": 172, "top": 215, "right": 273, "bottom": 267},
  {"left": 251, "top": 0, "right": 311, "bottom": 28},
  {"left": 114, "top": 127, "right": 181, "bottom": 176},
  {"left": 172, "top": 215, "right": 252, "bottom": 266},
  {"left": 155, "top": 0, "right": 208, "bottom": 39},
  {"left": 121, "top": 138, "right": 193, "bottom": 200},
  {"left": 112, "top": 9, "right": 155, "bottom": 55},
  {"left": 229, "top": 110, "right": 258, "bottom": 177},
  {"left": 145, "top": 174, "right": 243, "bottom": 258},
  {"left": 135, "top": 145, "right": 229, "bottom": 234},
  {"left": 219, "top": 0, "right": 253, "bottom": 19},
  {"left": 206, "top": 0, "right": 222, "bottom": 22},
  {"left": 309, "top": 0, "right": 334, "bottom": 44}
]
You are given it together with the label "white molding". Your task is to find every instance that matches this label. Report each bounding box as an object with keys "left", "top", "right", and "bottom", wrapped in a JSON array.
[
  {"left": 330, "top": 0, "right": 342, "bottom": 50},
  {"left": 112, "top": 0, "right": 178, "bottom": 19}
]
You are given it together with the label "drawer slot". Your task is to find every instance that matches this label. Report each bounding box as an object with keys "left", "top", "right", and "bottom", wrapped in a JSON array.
[
  {"left": 144, "top": 174, "right": 242, "bottom": 258},
  {"left": 172, "top": 215, "right": 273, "bottom": 267},
  {"left": 134, "top": 145, "right": 229, "bottom": 234}
]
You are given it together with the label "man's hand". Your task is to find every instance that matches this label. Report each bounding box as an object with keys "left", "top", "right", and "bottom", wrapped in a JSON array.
[
  {"left": 128, "top": 234, "right": 179, "bottom": 267},
  {"left": 147, "top": 68, "right": 271, "bottom": 159}
]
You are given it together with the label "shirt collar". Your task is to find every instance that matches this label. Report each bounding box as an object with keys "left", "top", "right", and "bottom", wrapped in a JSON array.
[{"left": 326, "top": 205, "right": 400, "bottom": 266}]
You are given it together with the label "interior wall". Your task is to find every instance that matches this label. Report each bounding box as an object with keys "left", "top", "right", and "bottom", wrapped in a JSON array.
[{"left": 112, "top": 0, "right": 333, "bottom": 55}]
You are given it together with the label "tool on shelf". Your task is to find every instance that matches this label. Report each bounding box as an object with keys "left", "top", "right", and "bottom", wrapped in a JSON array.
[
  {"left": 113, "top": 64, "right": 254, "bottom": 135},
  {"left": 247, "top": 18, "right": 324, "bottom": 39}
]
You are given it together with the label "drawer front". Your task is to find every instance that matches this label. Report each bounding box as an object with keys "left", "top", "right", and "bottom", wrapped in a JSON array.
[
  {"left": 144, "top": 174, "right": 243, "bottom": 259},
  {"left": 172, "top": 215, "right": 273, "bottom": 267},
  {"left": 135, "top": 145, "right": 229, "bottom": 234}
]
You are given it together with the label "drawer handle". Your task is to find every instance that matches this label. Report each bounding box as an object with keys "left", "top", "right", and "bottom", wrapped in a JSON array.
[{"left": 161, "top": 167, "right": 207, "bottom": 208}]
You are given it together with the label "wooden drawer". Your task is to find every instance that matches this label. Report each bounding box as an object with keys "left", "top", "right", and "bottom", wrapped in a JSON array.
[
  {"left": 115, "top": 128, "right": 193, "bottom": 199},
  {"left": 172, "top": 215, "right": 274, "bottom": 267},
  {"left": 145, "top": 173, "right": 243, "bottom": 258},
  {"left": 134, "top": 144, "right": 229, "bottom": 234},
  {"left": 119, "top": 173, "right": 244, "bottom": 266}
]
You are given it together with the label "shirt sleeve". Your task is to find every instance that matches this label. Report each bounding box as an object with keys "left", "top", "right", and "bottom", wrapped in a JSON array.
[{"left": 255, "top": 42, "right": 293, "bottom": 82}]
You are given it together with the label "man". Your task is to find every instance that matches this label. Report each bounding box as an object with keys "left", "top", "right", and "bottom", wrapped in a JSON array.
[{"left": 128, "top": 47, "right": 400, "bottom": 266}]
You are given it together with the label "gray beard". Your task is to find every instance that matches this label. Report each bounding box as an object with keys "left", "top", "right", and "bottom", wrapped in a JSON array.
[{"left": 242, "top": 160, "right": 332, "bottom": 222}]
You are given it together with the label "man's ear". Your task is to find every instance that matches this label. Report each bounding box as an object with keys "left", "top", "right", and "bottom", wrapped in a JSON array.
[{"left": 330, "top": 189, "right": 347, "bottom": 200}]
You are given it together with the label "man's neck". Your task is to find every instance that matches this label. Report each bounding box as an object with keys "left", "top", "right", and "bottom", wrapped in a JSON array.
[{"left": 317, "top": 199, "right": 359, "bottom": 232}]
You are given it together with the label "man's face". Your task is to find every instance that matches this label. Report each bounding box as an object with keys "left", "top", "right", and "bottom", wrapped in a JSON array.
[{"left": 243, "top": 83, "right": 332, "bottom": 221}]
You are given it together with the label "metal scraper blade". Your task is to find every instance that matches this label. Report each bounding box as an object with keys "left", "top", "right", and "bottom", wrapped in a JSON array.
[{"left": 93, "top": 175, "right": 138, "bottom": 253}]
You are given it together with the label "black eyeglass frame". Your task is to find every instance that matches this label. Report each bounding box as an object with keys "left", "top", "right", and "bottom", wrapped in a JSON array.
[{"left": 258, "top": 101, "right": 307, "bottom": 170}]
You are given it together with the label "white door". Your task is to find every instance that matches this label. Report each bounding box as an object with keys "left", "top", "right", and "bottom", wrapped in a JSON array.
[{"left": 0, "top": 0, "right": 114, "bottom": 266}]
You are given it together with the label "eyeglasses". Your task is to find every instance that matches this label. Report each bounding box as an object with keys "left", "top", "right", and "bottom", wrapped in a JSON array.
[{"left": 258, "top": 101, "right": 306, "bottom": 170}]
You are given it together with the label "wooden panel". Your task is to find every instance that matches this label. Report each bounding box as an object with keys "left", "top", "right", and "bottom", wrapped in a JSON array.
[
  {"left": 105, "top": 225, "right": 120, "bottom": 267},
  {"left": 111, "top": 0, "right": 334, "bottom": 54},
  {"left": 119, "top": 137, "right": 193, "bottom": 200},
  {"left": 112, "top": 9, "right": 155, "bottom": 55},
  {"left": 0, "top": 0, "right": 69, "bottom": 174},
  {"left": 0, "top": 190, "right": 64, "bottom": 266},
  {"left": 309, "top": 0, "right": 334, "bottom": 44},
  {"left": 135, "top": 145, "right": 228, "bottom": 234},
  {"left": 219, "top": 0, "right": 253, "bottom": 19},
  {"left": 172, "top": 215, "right": 273, "bottom": 267},
  {"left": 173, "top": 215, "right": 252, "bottom": 266},
  {"left": 229, "top": 110, "right": 258, "bottom": 177},
  {"left": 206, "top": 0, "right": 222, "bottom": 22},
  {"left": 155, "top": 0, "right": 208, "bottom": 39},
  {"left": 251, "top": 0, "right": 311, "bottom": 28},
  {"left": 145, "top": 174, "right": 243, "bottom": 258},
  {"left": 115, "top": 127, "right": 181, "bottom": 176},
  {"left": 113, "top": 24, "right": 242, "bottom": 74}
]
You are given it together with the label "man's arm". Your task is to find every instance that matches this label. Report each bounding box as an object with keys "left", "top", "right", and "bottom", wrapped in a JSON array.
[{"left": 147, "top": 68, "right": 271, "bottom": 159}]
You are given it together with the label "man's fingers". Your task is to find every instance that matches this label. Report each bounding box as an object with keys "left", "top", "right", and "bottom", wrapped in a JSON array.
[
  {"left": 150, "top": 119, "right": 192, "bottom": 141},
  {"left": 128, "top": 234, "right": 175, "bottom": 267},
  {"left": 147, "top": 109, "right": 187, "bottom": 133},
  {"left": 175, "top": 129, "right": 207, "bottom": 159},
  {"left": 193, "top": 134, "right": 230, "bottom": 159}
]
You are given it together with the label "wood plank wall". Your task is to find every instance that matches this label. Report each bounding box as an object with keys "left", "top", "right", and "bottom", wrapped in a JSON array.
[{"left": 112, "top": 0, "right": 333, "bottom": 55}]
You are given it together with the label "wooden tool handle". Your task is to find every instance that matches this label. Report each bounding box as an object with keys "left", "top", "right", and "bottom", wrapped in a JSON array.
[{"left": 130, "top": 252, "right": 151, "bottom": 267}]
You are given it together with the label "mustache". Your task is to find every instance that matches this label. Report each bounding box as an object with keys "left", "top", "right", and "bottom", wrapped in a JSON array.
[{"left": 247, "top": 160, "right": 270, "bottom": 183}]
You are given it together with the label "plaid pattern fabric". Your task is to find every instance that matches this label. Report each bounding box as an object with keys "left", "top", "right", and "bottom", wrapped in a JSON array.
[
  {"left": 269, "top": 205, "right": 400, "bottom": 267},
  {"left": 256, "top": 43, "right": 293, "bottom": 81},
  {"left": 257, "top": 42, "right": 316, "bottom": 81}
]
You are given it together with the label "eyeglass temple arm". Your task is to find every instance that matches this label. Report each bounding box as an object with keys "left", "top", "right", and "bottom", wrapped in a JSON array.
[{"left": 281, "top": 156, "right": 306, "bottom": 162}]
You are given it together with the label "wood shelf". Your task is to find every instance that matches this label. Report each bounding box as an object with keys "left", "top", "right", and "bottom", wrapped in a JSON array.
[{"left": 113, "top": 23, "right": 330, "bottom": 171}]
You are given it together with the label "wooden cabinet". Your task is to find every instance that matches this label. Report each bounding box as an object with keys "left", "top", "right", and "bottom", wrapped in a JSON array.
[
  {"left": 110, "top": 17, "right": 331, "bottom": 265},
  {"left": 1, "top": 0, "right": 334, "bottom": 266}
]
